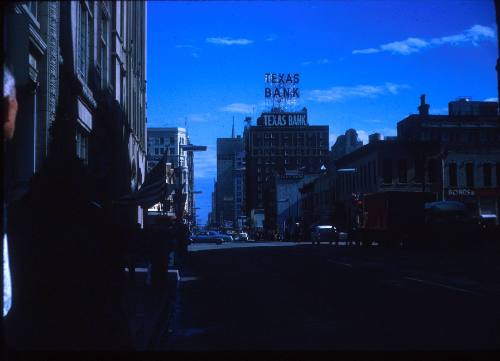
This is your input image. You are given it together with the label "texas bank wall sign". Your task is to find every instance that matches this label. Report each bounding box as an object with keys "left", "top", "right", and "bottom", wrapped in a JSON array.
[{"left": 257, "top": 111, "right": 308, "bottom": 127}]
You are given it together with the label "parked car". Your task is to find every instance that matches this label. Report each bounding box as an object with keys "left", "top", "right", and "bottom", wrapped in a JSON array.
[
  {"left": 190, "top": 231, "right": 224, "bottom": 245},
  {"left": 233, "top": 232, "right": 249, "bottom": 242},
  {"left": 215, "top": 231, "right": 234, "bottom": 242},
  {"left": 311, "top": 225, "right": 339, "bottom": 245}
]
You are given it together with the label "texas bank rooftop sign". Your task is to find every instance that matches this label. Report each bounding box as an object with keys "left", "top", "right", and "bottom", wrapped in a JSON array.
[{"left": 259, "top": 72, "right": 308, "bottom": 127}]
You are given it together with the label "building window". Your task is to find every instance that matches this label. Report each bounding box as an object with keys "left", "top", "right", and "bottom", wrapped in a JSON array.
[
  {"left": 398, "top": 159, "right": 407, "bottom": 183},
  {"left": 483, "top": 163, "right": 492, "bottom": 187},
  {"left": 78, "top": 2, "right": 90, "bottom": 81},
  {"left": 465, "top": 162, "right": 474, "bottom": 187},
  {"left": 449, "top": 162, "right": 458, "bottom": 187},
  {"left": 160, "top": 137, "right": 164, "bottom": 145},
  {"left": 100, "top": 12, "right": 110, "bottom": 88},
  {"left": 170, "top": 136, "right": 175, "bottom": 144},
  {"left": 382, "top": 159, "right": 392, "bottom": 184},
  {"left": 76, "top": 128, "right": 89, "bottom": 165},
  {"left": 26, "top": 1, "right": 38, "bottom": 18}
]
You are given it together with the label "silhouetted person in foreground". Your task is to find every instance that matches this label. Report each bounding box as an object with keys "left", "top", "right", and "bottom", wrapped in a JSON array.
[{"left": 4, "top": 90, "right": 132, "bottom": 350}]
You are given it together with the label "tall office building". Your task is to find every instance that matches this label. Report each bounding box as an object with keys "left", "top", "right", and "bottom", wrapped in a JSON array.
[
  {"left": 244, "top": 108, "right": 329, "bottom": 230},
  {"left": 216, "top": 135, "right": 245, "bottom": 228}
]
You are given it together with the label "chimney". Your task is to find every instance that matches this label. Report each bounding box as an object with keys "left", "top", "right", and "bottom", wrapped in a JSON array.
[{"left": 418, "top": 94, "right": 430, "bottom": 116}]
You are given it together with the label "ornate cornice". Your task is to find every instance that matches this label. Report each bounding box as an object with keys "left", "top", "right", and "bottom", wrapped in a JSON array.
[{"left": 47, "top": 2, "right": 60, "bottom": 125}]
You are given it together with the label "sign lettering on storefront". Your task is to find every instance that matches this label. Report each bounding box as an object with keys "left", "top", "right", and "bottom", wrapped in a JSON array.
[{"left": 447, "top": 188, "right": 476, "bottom": 197}]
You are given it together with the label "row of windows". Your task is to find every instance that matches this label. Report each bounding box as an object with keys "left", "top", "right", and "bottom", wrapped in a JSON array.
[
  {"left": 257, "top": 132, "right": 326, "bottom": 140},
  {"left": 339, "top": 159, "right": 500, "bottom": 195},
  {"left": 150, "top": 147, "right": 176, "bottom": 156},
  {"left": 420, "top": 129, "right": 499, "bottom": 144},
  {"left": 254, "top": 148, "right": 325, "bottom": 156},
  {"left": 253, "top": 138, "right": 326, "bottom": 147},
  {"left": 149, "top": 136, "right": 178, "bottom": 145},
  {"left": 448, "top": 162, "right": 500, "bottom": 188}
]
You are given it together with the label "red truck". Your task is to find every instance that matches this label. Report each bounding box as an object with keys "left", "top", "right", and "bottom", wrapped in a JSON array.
[{"left": 353, "top": 191, "right": 437, "bottom": 247}]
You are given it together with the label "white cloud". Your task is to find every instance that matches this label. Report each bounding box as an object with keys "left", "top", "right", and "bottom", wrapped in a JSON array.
[
  {"left": 484, "top": 97, "right": 498, "bottom": 102},
  {"left": 380, "top": 37, "right": 429, "bottom": 55},
  {"left": 353, "top": 24, "right": 496, "bottom": 56},
  {"left": 305, "top": 82, "right": 409, "bottom": 103},
  {"left": 206, "top": 37, "right": 254, "bottom": 46},
  {"left": 301, "top": 58, "right": 329, "bottom": 66},
  {"left": 175, "top": 44, "right": 195, "bottom": 49},
  {"left": 191, "top": 52, "right": 200, "bottom": 58},
  {"left": 220, "top": 103, "right": 255, "bottom": 114},
  {"left": 432, "top": 24, "right": 496, "bottom": 46},
  {"left": 352, "top": 48, "right": 380, "bottom": 55},
  {"left": 356, "top": 130, "right": 369, "bottom": 144}
]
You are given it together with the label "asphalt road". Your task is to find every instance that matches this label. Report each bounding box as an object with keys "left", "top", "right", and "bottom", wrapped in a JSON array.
[{"left": 162, "top": 241, "right": 500, "bottom": 351}]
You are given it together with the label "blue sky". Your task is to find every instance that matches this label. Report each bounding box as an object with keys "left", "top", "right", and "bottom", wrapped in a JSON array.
[{"left": 147, "top": 0, "right": 498, "bottom": 225}]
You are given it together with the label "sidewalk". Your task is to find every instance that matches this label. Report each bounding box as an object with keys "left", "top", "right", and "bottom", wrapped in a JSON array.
[{"left": 122, "top": 258, "right": 180, "bottom": 350}]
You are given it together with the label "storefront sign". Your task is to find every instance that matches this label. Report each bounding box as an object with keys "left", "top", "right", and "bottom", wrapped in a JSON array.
[{"left": 447, "top": 188, "right": 476, "bottom": 197}]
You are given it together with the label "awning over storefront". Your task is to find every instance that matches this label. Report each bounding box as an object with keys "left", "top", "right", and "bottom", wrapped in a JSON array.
[{"left": 114, "top": 159, "right": 173, "bottom": 209}]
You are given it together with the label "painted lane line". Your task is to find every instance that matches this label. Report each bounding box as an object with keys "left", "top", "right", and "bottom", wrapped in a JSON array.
[{"left": 404, "top": 277, "right": 483, "bottom": 296}]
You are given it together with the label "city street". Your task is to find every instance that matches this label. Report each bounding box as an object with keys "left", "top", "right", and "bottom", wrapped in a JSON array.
[{"left": 163, "top": 242, "right": 500, "bottom": 351}]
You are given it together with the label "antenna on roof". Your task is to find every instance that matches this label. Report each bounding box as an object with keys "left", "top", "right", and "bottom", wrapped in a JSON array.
[{"left": 232, "top": 116, "right": 235, "bottom": 138}]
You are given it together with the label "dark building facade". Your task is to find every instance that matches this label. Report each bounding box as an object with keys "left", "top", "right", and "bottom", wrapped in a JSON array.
[
  {"left": 244, "top": 108, "right": 329, "bottom": 231},
  {"left": 397, "top": 95, "right": 500, "bottom": 223},
  {"left": 216, "top": 135, "right": 244, "bottom": 228},
  {"left": 4, "top": 1, "right": 147, "bottom": 226}
]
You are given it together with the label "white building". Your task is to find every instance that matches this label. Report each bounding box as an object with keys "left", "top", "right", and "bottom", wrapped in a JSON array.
[{"left": 147, "top": 127, "right": 193, "bottom": 220}]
